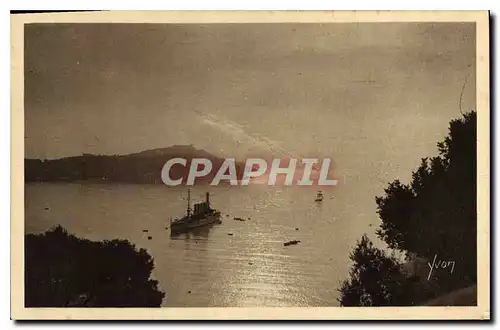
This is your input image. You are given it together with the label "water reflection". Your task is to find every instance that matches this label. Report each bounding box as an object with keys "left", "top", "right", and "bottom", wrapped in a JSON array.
[
  {"left": 169, "top": 221, "right": 220, "bottom": 240},
  {"left": 25, "top": 183, "right": 375, "bottom": 307}
]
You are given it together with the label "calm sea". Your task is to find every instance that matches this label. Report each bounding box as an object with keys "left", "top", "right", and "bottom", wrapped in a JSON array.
[{"left": 25, "top": 182, "right": 379, "bottom": 307}]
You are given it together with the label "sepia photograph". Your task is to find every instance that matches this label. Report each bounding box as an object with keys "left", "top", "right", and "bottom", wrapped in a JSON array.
[{"left": 11, "top": 11, "right": 490, "bottom": 320}]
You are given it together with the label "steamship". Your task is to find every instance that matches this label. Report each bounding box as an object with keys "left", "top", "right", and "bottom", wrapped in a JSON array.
[{"left": 170, "top": 189, "right": 222, "bottom": 235}]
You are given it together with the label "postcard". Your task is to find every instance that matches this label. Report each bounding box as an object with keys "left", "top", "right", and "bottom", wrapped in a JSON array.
[{"left": 11, "top": 10, "right": 490, "bottom": 320}]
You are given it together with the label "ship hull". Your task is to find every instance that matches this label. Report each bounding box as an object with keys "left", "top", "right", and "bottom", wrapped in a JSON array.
[{"left": 170, "top": 212, "right": 221, "bottom": 235}]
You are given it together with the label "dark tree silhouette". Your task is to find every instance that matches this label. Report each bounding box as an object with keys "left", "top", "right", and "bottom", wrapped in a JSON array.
[
  {"left": 376, "top": 111, "right": 476, "bottom": 291},
  {"left": 340, "top": 111, "right": 477, "bottom": 306},
  {"left": 25, "top": 225, "right": 165, "bottom": 307},
  {"left": 338, "top": 235, "right": 433, "bottom": 306}
]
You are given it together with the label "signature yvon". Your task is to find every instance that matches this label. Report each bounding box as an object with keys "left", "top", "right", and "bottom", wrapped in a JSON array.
[{"left": 427, "top": 254, "right": 456, "bottom": 281}]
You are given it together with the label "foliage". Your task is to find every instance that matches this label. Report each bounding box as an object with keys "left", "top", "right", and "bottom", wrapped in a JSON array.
[
  {"left": 375, "top": 111, "right": 476, "bottom": 290},
  {"left": 338, "top": 235, "right": 434, "bottom": 306},
  {"left": 25, "top": 225, "right": 165, "bottom": 307},
  {"left": 340, "top": 111, "right": 477, "bottom": 306}
]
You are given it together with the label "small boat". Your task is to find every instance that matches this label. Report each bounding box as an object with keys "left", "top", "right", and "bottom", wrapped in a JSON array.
[
  {"left": 170, "top": 189, "right": 222, "bottom": 236},
  {"left": 284, "top": 240, "right": 301, "bottom": 247},
  {"left": 315, "top": 190, "right": 324, "bottom": 202},
  {"left": 233, "top": 217, "right": 246, "bottom": 221}
]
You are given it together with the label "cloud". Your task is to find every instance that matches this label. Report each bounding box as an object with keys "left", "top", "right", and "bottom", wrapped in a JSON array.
[{"left": 194, "top": 110, "right": 292, "bottom": 157}]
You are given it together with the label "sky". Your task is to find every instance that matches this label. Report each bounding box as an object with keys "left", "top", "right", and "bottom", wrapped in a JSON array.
[{"left": 24, "top": 22, "right": 476, "bottom": 186}]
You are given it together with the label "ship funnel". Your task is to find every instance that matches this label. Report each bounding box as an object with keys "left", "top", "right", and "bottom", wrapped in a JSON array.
[{"left": 187, "top": 189, "right": 192, "bottom": 216}]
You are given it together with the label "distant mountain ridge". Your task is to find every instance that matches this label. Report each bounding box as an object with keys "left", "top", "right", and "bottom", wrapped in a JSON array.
[
  {"left": 127, "top": 145, "right": 215, "bottom": 158},
  {"left": 25, "top": 145, "right": 245, "bottom": 185}
]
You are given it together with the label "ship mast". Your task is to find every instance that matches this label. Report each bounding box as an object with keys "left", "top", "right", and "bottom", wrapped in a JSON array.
[{"left": 187, "top": 188, "right": 192, "bottom": 217}]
